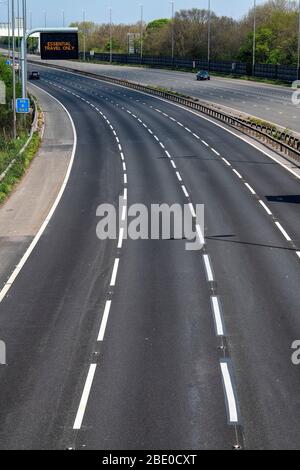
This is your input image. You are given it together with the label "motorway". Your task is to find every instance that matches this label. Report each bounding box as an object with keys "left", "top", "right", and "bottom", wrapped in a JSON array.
[
  {"left": 26, "top": 54, "right": 300, "bottom": 134},
  {"left": 0, "top": 63, "right": 300, "bottom": 449}
]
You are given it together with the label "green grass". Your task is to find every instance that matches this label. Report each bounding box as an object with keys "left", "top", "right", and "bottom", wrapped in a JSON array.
[{"left": 0, "top": 132, "right": 41, "bottom": 205}]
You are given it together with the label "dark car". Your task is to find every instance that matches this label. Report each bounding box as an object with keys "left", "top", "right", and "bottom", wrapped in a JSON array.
[
  {"left": 196, "top": 71, "right": 210, "bottom": 81},
  {"left": 29, "top": 71, "right": 40, "bottom": 80}
]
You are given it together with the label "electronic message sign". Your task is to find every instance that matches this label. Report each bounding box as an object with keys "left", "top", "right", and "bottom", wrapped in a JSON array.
[{"left": 40, "top": 33, "right": 79, "bottom": 60}]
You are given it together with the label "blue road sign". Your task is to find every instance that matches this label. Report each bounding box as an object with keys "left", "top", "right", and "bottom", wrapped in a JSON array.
[
  {"left": 16, "top": 98, "right": 30, "bottom": 114},
  {"left": 5, "top": 60, "right": 11, "bottom": 66}
]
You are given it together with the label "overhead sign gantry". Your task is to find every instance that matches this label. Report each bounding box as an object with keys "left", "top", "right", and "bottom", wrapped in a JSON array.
[{"left": 21, "top": 27, "right": 79, "bottom": 99}]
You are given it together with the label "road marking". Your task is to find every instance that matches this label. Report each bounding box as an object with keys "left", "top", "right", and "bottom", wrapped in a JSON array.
[
  {"left": 233, "top": 169, "right": 242, "bottom": 179},
  {"left": 73, "top": 364, "right": 97, "bottom": 430},
  {"left": 211, "top": 296, "right": 225, "bottom": 336},
  {"left": 244, "top": 183, "right": 256, "bottom": 195},
  {"left": 97, "top": 300, "right": 112, "bottom": 341},
  {"left": 110, "top": 258, "right": 120, "bottom": 287},
  {"left": 160, "top": 142, "right": 165, "bottom": 149},
  {"left": 176, "top": 171, "right": 182, "bottom": 182},
  {"left": 202, "top": 140, "right": 209, "bottom": 147},
  {"left": 182, "top": 185, "right": 189, "bottom": 198},
  {"left": 123, "top": 188, "right": 128, "bottom": 200},
  {"left": 220, "top": 361, "right": 239, "bottom": 424},
  {"left": 0, "top": 85, "right": 78, "bottom": 305},
  {"left": 296, "top": 252, "right": 300, "bottom": 259},
  {"left": 275, "top": 222, "right": 292, "bottom": 242},
  {"left": 165, "top": 151, "right": 172, "bottom": 159},
  {"left": 124, "top": 173, "right": 127, "bottom": 184},
  {"left": 203, "top": 254, "right": 214, "bottom": 282},
  {"left": 118, "top": 227, "right": 125, "bottom": 249},
  {"left": 170, "top": 160, "right": 176, "bottom": 169},
  {"left": 259, "top": 200, "right": 272, "bottom": 215},
  {"left": 188, "top": 203, "right": 196, "bottom": 218},
  {"left": 196, "top": 224, "right": 205, "bottom": 245},
  {"left": 222, "top": 157, "right": 231, "bottom": 166},
  {"left": 211, "top": 148, "right": 220, "bottom": 156},
  {"left": 121, "top": 205, "right": 127, "bottom": 222}
]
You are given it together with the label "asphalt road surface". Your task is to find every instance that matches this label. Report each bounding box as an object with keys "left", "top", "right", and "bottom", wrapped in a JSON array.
[
  {"left": 26, "top": 54, "right": 300, "bottom": 134},
  {"left": 0, "top": 64, "right": 299, "bottom": 450}
]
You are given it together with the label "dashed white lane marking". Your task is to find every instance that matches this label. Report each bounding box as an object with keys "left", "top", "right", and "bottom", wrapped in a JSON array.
[
  {"left": 97, "top": 300, "right": 112, "bottom": 342},
  {"left": 171, "top": 160, "right": 176, "bottom": 169},
  {"left": 123, "top": 188, "right": 128, "bottom": 200},
  {"left": 110, "top": 258, "right": 120, "bottom": 287},
  {"left": 259, "top": 200, "right": 272, "bottom": 215},
  {"left": 244, "top": 182, "right": 256, "bottom": 195},
  {"left": 188, "top": 203, "right": 196, "bottom": 218},
  {"left": 211, "top": 148, "right": 220, "bottom": 156},
  {"left": 118, "top": 227, "right": 125, "bottom": 249},
  {"left": 222, "top": 157, "right": 231, "bottom": 167},
  {"left": 211, "top": 296, "right": 225, "bottom": 336},
  {"left": 121, "top": 204, "right": 127, "bottom": 222},
  {"left": 220, "top": 361, "right": 239, "bottom": 424},
  {"left": 196, "top": 224, "right": 205, "bottom": 245},
  {"left": 182, "top": 185, "right": 189, "bottom": 198},
  {"left": 165, "top": 151, "right": 172, "bottom": 159},
  {"left": 275, "top": 222, "right": 292, "bottom": 242},
  {"left": 124, "top": 173, "right": 127, "bottom": 184},
  {"left": 176, "top": 171, "right": 182, "bottom": 182},
  {"left": 203, "top": 254, "right": 214, "bottom": 282},
  {"left": 202, "top": 140, "right": 209, "bottom": 147},
  {"left": 297, "top": 252, "right": 300, "bottom": 259},
  {"left": 233, "top": 169, "right": 242, "bottom": 179},
  {"left": 73, "top": 364, "right": 97, "bottom": 430}
]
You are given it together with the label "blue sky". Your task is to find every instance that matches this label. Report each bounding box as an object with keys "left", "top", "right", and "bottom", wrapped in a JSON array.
[{"left": 1, "top": 1, "right": 266, "bottom": 27}]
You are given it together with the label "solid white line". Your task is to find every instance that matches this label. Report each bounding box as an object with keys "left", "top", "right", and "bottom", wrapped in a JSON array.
[
  {"left": 110, "top": 258, "right": 120, "bottom": 287},
  {"left": 0, "top": 85, "right": 77, "bottom": 304},
  {"left": 182, "top": 185, "right": 189, "bottom": 198},
  {"left": 73, "top": 364, "right": 97, "bottom": 430},
  {"left": 211, "top": 296, "right": 224, "bottom": 336},
  {"left": 259, "top": 200, "right": 272, "bottom": 215},
  {"left": 97, "top": 300, "right": 112, "bottom": 341},
  {"left": 203, "top": 254, "right": 214, "bottom": 282},
  {"left": 244, "top": 183, "right": 256, "bottom": 195},
  {"left": 275, "top": 222, "right": 292, "bottom": 242},
  {"left": 220, "top": 361, "right": 239, "bottom": 424}
]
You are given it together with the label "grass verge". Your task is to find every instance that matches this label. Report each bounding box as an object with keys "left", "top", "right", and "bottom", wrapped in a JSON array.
[{"left": 0, "top": 132, "right": 41, "bottom": 205}]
